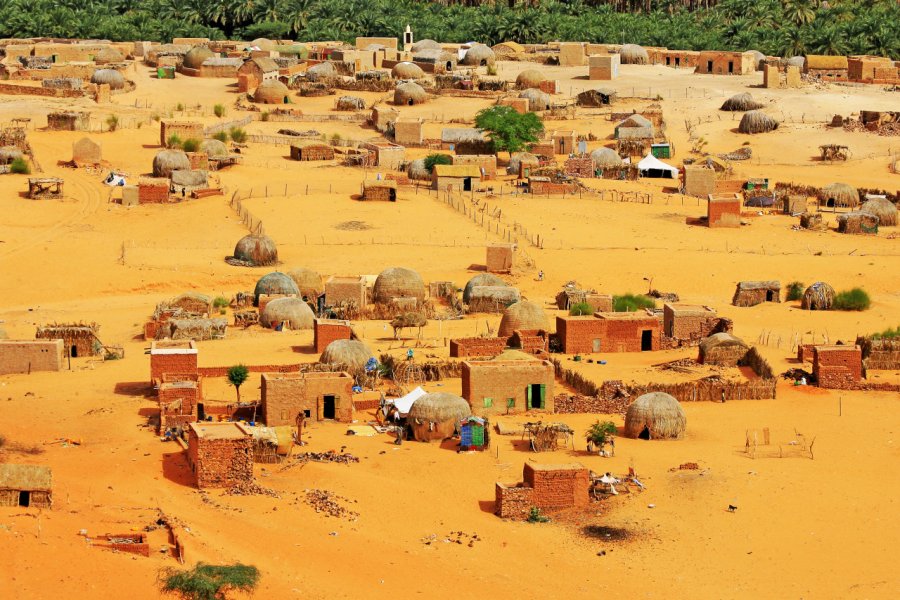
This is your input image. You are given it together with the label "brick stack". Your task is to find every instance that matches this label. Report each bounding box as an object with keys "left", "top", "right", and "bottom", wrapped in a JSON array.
[
  {"left": 813, "top": 345, "right": 862, "bottom": 389},
  {"left": 494, "top": 483, "right": 533, "bottom": 519},
  {"left": 314, "top": 319, "right": 353, "bottom": 353},
  {"left": 564, "top": 157, "right": 593, "bottom": 177},
  {"left": 187, "top": 422, "right": 253, "bottom": 489},
  {"left": 449, "top": 337, "right": 508, "bottom": 358}
]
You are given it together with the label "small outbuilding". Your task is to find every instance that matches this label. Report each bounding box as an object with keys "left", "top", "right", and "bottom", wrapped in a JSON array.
[
  {"left": 72, "top": 137, "right": 102, "bottom": 165},
  {"left": 837, "top": 211, "right": 879, "bottom": 235},
  {"left": 394, "top": 82, "right": 427, "bottom": 106},
  {"left": 515, "top": 69, "right": 545, "bottom": 89},
  {"left": 732, "top": 281, "right": 781, "bottom": 306},
  {"left": 153, "top": 149, "right": 191, "bottom": 178},
  {"left": 232, "top": 234, "right": 278, "bottom": 267},
  {"left": 623, "top": 392, "right": 686, "bottom": 440},
  {"left": 91, "top": 69, "right": 125, "bottom": 90},
  {"left": 253, "top": 79, "right": 290, "bottom": 104},
  {"left": 498, "top": 300, "right": 547, "bottom": 338},
  {"left": 372, "top": 267, "right": 425, "bottom": 306},
  {"left": 254, "top": 272, "right": 300, "bottom": 305},
  {"left": 0, "top": 464, "right": 52, "bottom": 508},
  {"left": 362, "top": 180, "right": 397, "bottom": 201},
  {"left": 319, "top": 339, "right": 374, "bottom": 376},
  {"left": 260, "top": 297, "right": 314, "bottom": 330},
  {"left": 459, "top": 416, "right": 490, "bottom": 451},
  {"left": 288, "top": 268, "right": 323, "bottom": 301},
  {"left": 817, "top": 182, "right": 859, "bottom": 209},
  {"left": 738, "top": 111, "right": 779, "bottom": 134},
  {"left": 619, "top": 44, "right": 649, "bottom": 65},
  {"left": 186, "top": 422, "right": 253, "bottom": 489},
  {"left": 801, "top": 282, "right": 836, "bottom": 310},
  {"left": 290, "top": 141, "right": 335, "bottom": 161}
]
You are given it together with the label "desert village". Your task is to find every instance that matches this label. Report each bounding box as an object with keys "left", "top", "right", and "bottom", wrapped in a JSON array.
[{"left": 0, "top": 30, "right": 898, "bottom": 600}]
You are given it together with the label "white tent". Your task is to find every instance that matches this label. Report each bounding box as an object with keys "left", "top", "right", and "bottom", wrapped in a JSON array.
[
  {"left": 391, "top": 386, "right": 426, "bottom": 416},
  {"left": 104, "top": 172, "right": 127, "bottom": 186},
  {"left": 637, "top": 154, "right": 678, "bottom": 179}
]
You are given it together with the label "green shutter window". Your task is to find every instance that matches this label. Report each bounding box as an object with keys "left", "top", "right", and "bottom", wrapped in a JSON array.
[
  {"left": 507, "top": 398, "right": 515, "bottom": 408},
  {"left": 539, "top": 384, "right": 546, "bottom": 409},
  {"left": 483, "top": 397, "right": 493, "bottom": 408}
]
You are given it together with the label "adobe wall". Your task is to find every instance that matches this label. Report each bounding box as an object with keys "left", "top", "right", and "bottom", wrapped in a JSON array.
[
  {"left": 160, "top": 121, "right": 204, "bottom": 147},
  {"left": 196, "top": 363, "right": 300, "bottom": 378},
  {"left": 449, "top": 337, "right": 508, "bottom": 358},
  {"left": 0, "top": 82, "right": 83, "bottom": 98},
  {"left": 138, "top": 182, "right": 169, "bottom": 204},
  {"left": 524, "top": 464, "right": 590, "bottom": 510},
  {"left": 314, "top": 321, "right": 352, "bottom": 353},
  {"left": 557, "top": 315, "right": 661, "bottom": 354},
  {"left": 708, "top": 198, "right": 741, "bottom": 228},
  {"left": 187, "top": 432, "right": 253, "bottom": 489},
  {"left": 462, "top": 360, "right": 555, "bottom": 416},
  {"left": 261, "top": 372, "right": 353, "bottom": 424},
  {"left": 813, "top": 346, "right": 862, "bottom": 389},
  {"left": 150, "top": 352, "right": 197, "bottom": 383},
  {"left": 495, "top": 483, "right": 533, "bottom": 519},
  {"left": 486, "top": 244, "right": 514, "bottom": 273},
  {"left": 0, "top": 340, "right": 65, "bottom": 375},
  {"left": 452, "top": 154, "right": 497, "bottom": 179}
]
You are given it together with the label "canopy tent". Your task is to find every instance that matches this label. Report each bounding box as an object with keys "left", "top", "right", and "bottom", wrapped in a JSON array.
[
  {"left": 637, "top": 154, "right": 678, "bottom": 179},
  {"left": 104, "top": 172, "right": 127, "bottom": 186},
  {"left": 391, "top": 386, "right": 427, "bottom": 416}
]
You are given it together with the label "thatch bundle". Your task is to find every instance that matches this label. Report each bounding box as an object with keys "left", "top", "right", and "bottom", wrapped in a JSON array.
[
  {"left": 234, "top": 234, "right": 278, "bottom": 267},
  {"left": 152, "top": 149, "right": 190, "bottom": 177},
  {"left": 170, "top": 169, "right": 207, "bottom": 187},
  {"left": 391, "top": 62, "right": 425, "bottom": 79},
  {"left": 461, "top": 44, "right": 496, "bottom": 66},
  {"left": 407, "top": 392, "right": 471, "bottom": 442},
  {"left": 860, "top": 197, "right": 897, "bottom": 226},
  {"left": 516, "top": 69, "right": 545, "bottom": 89},
  {"left": 253, "top": 79, "right": 290, "bottom": 104},
  {"left": 698, "top": 333, "right": 749, "bottom": 366},
  {"left": 307, "top": 61, "right": 337, "bottom": 82},
  {"left": 463, "top": 273, "right": 507, "bottom": 303},
  {"left": 738, "top": 111, "right": 778, "bottom": 134},
  {"left": 254, "top": 272, "right": 300, "bottom": 305},
  {"left": 623, "top": 392, "right": 686, "bottom": 439},
  {"left": 0, "top": 146, "right": 23, "bottom": 165},
  {"left": 373, "top": 267, "right": 425, "bottom": 304},
  {"left": 260, "top": 297, "right": 314, "bottom": 330},
  {"left": 336, "top": 96, "right": 365, "bottom": 111},
  {"left": 168, "top": 292, "right": 212, "bottom": 315},
  {"left": 837, "top": 211, "right": 879, "bottom": 234},
  {"left": 201, "top": 139, "right": 228, "bottom": 159},
  {"left": 394, "top": 82, "right": 427, "bottom": 105},
  {"left": 619, "top": 44, "right": 649, "bottom": 65},
  {"left": 801, "top": 282, "right": 835, "bottom": 310},
  {"left": 183, "top": 46, "right": 214, "bottom": 70},
  {"left": 590, "top": 147, "right": 622, "bottom": 169},
  {"left": 319, "top": 339, "right": 373, "bottom": 372},
  {"left": 818, "top": 182, "right": 859, "bottom": 208},
  {"left": 287, "top": 268, "right": 323, "bottom": 299},
  {"left": 91, "top": 68, "right": 125, "bottom": 90},
  {"left": 467, "top": 286, "right": 520, "bottom": 313},
  {"left": 410, "top": 39, "right": 441, "bottom": 52},
  {"left": 498, "top": 300, "right": 547, "bottom": 337},
  {"left": 720, "top": 92, "right": 764, "bottom": 112},
  {"left": 507, "top": 152, "right": 539, "bottom": 175},
  {"left": 94, "top": 47, "right": 124, "bottom": 64},
  {"left": 407, "top": 158, "right": 430, "bottom": 181},
  {"left": 518, "top": 88, "right": 550, "bottom": 112},
  {"left": 799, "top": 212, "right": 826, "bottom": 230}
]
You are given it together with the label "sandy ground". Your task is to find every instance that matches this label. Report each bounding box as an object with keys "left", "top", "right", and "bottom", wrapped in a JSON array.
[{"left": 0, "top": 59, "right": 898, "bottom": 599}]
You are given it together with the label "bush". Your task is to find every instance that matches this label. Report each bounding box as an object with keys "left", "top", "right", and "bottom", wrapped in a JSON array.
[
  {"left": 181, "top": 138, "right": 201, "bottom": 153},
  {"left": 486, "top": 64, "right": 497, "bottom": 76},
  {"left": 786, "top": 281, "right": 805, "bottom": 302},
  {"left": 260, "top": 111, "right": 270, "bottom": 122},
  {"left": 424, "top": 153, "right": 453, "bottom": 173},
  {"left": 832, "top": 288, "right": 871, "bottom": 311},
  {"left": 872, "top": 326, "right": 900, "bottom": 339},
  {"left": 330, "top": 133, "right": 342, "bottom": 146},
  {"left": 10, "top": 157, "right": 30, "bottom": 174},
  {"left": 229, "top": 127, "right": 247, "bottom": 143},
  {"left": 569, "top": 302, "right": 593, "bottom": 316},
  {"left": 585, "top": 420, "right": 617, "bottom": 447},
  {"left": 213, "top": 103, "right": 226, "bottom": 118},
  {"left": 176, "top": 102, "right": 184, "bottom": 112},
  {"left": 166, "top": 134, "right": 183, "bottom": 149},
  {"left": 526, "top": 507, "right": 550, "bottom": 523},
  {"left": 159, "top": 563, "right": 260, "bottom": 600},
  {"left": 612, "top": 294, "right": 656, "bottom": 312},
  {"left": 213, "top": 131, "right": 228, "bottom": 143},
  {"left": 213, "top": 296, "right": 229, "bottom": 309},
  {"left": 106, "top": 114, "right": 119, "bottom": 132}
]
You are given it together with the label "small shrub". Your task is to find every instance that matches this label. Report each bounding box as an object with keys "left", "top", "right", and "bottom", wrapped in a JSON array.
[
  {"left": 159, "top": 563, "right": 260, "bottom": 600},
  {"left": 106, "top": 114, "right": 119, "bottom": 132},
  {"left": 166, "top": 133, "right": 183, "bottom": 149},
  {"left": 151, "top": 112, "right": 161, "bottom": 122},
  {"left": 213, "top": 131, "right": 228, "bottom": 143},
  {"left": 612, "top": 293, "right": 656, "bottom": 312},
  {"left": 486, "top": 64, "right": 497, "bottom": 76},
  {"left": 213, "top": 296, "right": 229, "bottom": 309},
  {"left": 261, "top": 111, "right": 270, "bottom": 122},
  {"left": 832, "top": 288, "right": 870, "bottom": 311},
  {"left": 585, "top": 420, "right": 617, "bottom": 447},
  {"left": 213, "top": 103, "right": 226, "bottom": 118},
  {"left": 181, "top": 138, "right": 201, "bottom": 153},
  {"left": 176, "top": 102, "right": 184, "bottom": 111},
  {"left": 786, "top": 281, "right": 805, "bottom": 302},
  {"left": 330, "top": 133, "right": 342, "bottom": 146},
  {"left": 526, "top": 507, "right": 550, "bottom": 523},
  {"left": 872, "top": 326, "right": 900, "bottom": 339},
  {"left": 10, "top": 157, "right": 30, "bottom": 174},
  {"left": 569, "top": 302, "right": 593, "bottom": 316},
  {"left": 424, "top": 153, "right": 453, "bottom": 173},
  {"left": 229, "top": 127, "right": 247, "bottom": 143}
]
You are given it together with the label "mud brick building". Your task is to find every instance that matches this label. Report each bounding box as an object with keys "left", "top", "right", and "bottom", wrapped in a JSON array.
[
  {"left": 451, "top": 154, "right": 498, "bottom": 179},
  {"left": 663, "top": 303, "right": 727, "bottom": 347},
  {"left": 462, "top": 359, "right": 554, "bottom": 416},
  {"left": 314, "top": 319, "right": 353, "bottom": 353},
  {"left": 556, "top": 312, "right": 661, "bottom": 354},
  {"left": 160, "top": 120, "right": 204, "bottom": 147},
  {"left": 325, "top": 276, "right": 367, "bottom": 308},
  {"left": 158, "top": 374, "right": 201, "bottom": 433},
  {"left": 495, "top": 463, "right": 590, "bottom": 519},
  {"left": 0, "top": 340, "right": 65, "bottom": 375},
  {"left": 588, "top": 54, "right": 619, "bottom": 80},
  {"left": 508, "top": 329, "right": 549, "bottom": 355},
  {"left": 732, "top": 281, "right": 781, "bottom": 307},
  {"left": 450, "top": 337, "right": 508, "bottom": 358},
  {"left": 695, "top": 50, "right": 756, "bottom": 75},
  {"left": 261, "top": 371, "right": 354, "bottom": 424},
  {"left": 813, "top": 345, "right": 862, "bottom": 389},
  {"left": 186, "top": 422, "right": 253, "bottom": 489},
  {"left": 486, "top": 243, "right": 515, "bottom": 273},
  {"left": 707, "top": 194, "right": 742, "bottom": 228},
  {"left": 150, "top": 340, "right": 198, "bottom": 384},
  {"left": 393, "top": 118, "right": 423, "bottom": 145}
]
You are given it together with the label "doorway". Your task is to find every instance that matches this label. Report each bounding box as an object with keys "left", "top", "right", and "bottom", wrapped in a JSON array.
[
  {"left": 463, "top": 177, "right": 472, "bottom": 192},
  {"left": 18, "top": 491, "right": 30, "bottom": 507},
  {"left": 641, "top": 330, "right": 653, "bottom": 351},
  {"left": 446, "top": 61, "right": 452, "bottom": 71},
  {"left": 766, "top": 289, "right": 777, "bottom": 302},
  {"left": 638, "top": 426, "right": 651, "bottom": 440},
  {"left": 728, "top": 61, "right": 734, "bottom": 74},
  {"left": 197, "top": 403, "right": 205, "bottom": 421},
  {"left": 323, "top": 395, "right": 336, "bottom": 420},
  {"left": 527, "top": 384, "right": 545, "bottom": 409},
  {"left": 706, "top": 60, "right": 713, "bottom": 72},
  {"left": 675, "top": 57, "right": 681, "bottom": 67},
  {"left": 70, "top": 345, "right": 78, "bottom": 358}
]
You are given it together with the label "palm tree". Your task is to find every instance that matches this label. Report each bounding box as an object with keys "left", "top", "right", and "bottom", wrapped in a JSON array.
[{"left": 782, "top": 0, "right": 816, "bottom": 26}]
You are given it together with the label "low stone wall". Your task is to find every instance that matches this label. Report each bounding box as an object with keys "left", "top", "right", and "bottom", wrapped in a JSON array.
[
  {"left": 197, "top": 364, "right": 300, "bottom": 377},
  {"left": 495, "top": 482, "right": 533, "bottom": 519},
  {"left": 449, "top": 336, "right": 508, "bottom": 358},
  {"left": 0, "top": 82, "right": 84, "bottom": 98}
]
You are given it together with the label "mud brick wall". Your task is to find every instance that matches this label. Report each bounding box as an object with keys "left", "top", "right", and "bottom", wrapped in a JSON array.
[
  {"left": 813, "top": 347, "right": 862, "bottom": 389},
  {"left": 326, "top": 279, "right": 367, "bottom": 307},
  {"left": 708, "top": 198, "right": 741, "bottom": 228},
  {"left": 510, "top": 330, "right": 548, "bottom": 355},
  {"left": 138, "top": 182, "right": 169, "bottom": 203},
  {"left": 261, "top": 372, "right": 353, "bottom": 424},
  {"left": 564, "top": 157, "right": 593, "bottom": 177},
  {"left": 196, "top": 364, "right": 300, "bottom": 378},
  {"left": 186, "top": 152, "right": 209, "bottom": 170},
  {"left": 151, "top": 353, "right": 197, "bottom": 383},
  {"left": 95, "top": 534, "right": 150, "bottom": 557},
  {"left": 524, "top": 464, "right": 590, "bottom": 510},
  {"left": 0, "top": 340, "right": 65, "bottom": 375},
  {"left": 798, "top": 344, "right": 816, "bottom": 363},
  {"left": 553, "top": 393, "right": 631, "bottom": 415},
  {"left": 188, "top": 433, "right": 253, "bottom": 489},
  {"left": 451, "top": 154, "right": 497, "bottom": 179},
  {"left": 449, "top": 337, "right": 508, "bottom": 358},
  {"left": 158, "top": 383, "right": 200, "bottom": 405},
  {"left": 530, "top": 180, "right": 577, "bottom": 195},
  {"left": 0, "top": 83, "right": 84, "bottom": 98},
  {"left": 486, "top": 244, "right": 514, "bottom": 273},
  {"left": 462, "top": 360, "right": 554, "bottom": 416},
  {"left": 495, "top": 483, "right": 533, "bottom": 519},
  {"left": 557, "top": 316, "right": 604, "bottom": 354},
  {"left": 160, "top": 121, "right": 204, "bottom": 147},
  {"left": 314, "top": 321, "right": 352, "bottom": 353}
]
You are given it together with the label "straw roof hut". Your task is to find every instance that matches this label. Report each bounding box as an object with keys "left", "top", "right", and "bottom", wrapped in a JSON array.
[
  {"left": 498, "top": 300, "right": 547, "bottom": 337},
  {"left": 168, "top": 292, "right": 212, "bottom": 314},
  {"left": 171, "top": 169, "right": 207, "bottom": 188},
  {"left": 507, "top": 152, "right": 540, "bottom": 175},
  {"left": 253, "top": 79, "right": 290, "bottom": 104},
  {"left": 319, "top": 339, "right": 373, "bottom": 372},
  {"left": 698, "top": 332, "right": 749, "bottom": 366},
  {"left": 260, "top": 297, "right": 314, "bottom": 330},
  {"left": 392, "top": 61, "right": 424, "bottom": 79},
  {"left": 738, "top": 111, "right": 778, "bottom": 134},
  {"left": 0, "top": 464, "right": 52, "bottom": 508},
  {"left": 0, "top": 146, "right": 23, "bottom": 165},
  {"left": 519, "top": 88, "right": 550, "bottom": 111},
  {"left": 461, "top": 44, "right": 496, "bottom": 66},
  {"left": 201, "top": 139, "right": 228, "bottom": 160},
  {"left": 463, "top": 273, "right": 507, "bottom": 303},
  {"left": 818, "top": 182, "right": 859, "bottom": 208},
  {"left": 516, "top": 69, "right": 545, "bottom": 89},
  {"left": 785, "top": 56, "right": 805, "bottom": 68},
  {"left": 152, "top": 149, "right": 190, "bottom": 177},
  {"left": 251, "top": 38, "right": 277, "bottom": 51},
  {"left": 233, "top": 234, "right": 278, "bottom": 267},
  {"left": 91, "top": 68, "right": 125, "bottom": 90},
  {"left": 307, "top": 61, "right": 337, "bottom": 82},
  {"left": 720, "top": 92, "right": 764, "bottom": 112},
  {"left": 623, "top": 392, "right": 686, "bottom": 440},
  {"left": 837, "top": 211, "right": 879, "bottom": 234},
  {"left": 859, "top": 197, "right": 897, "bottom": 226},
  {"left": 394, "top": 82, "right": 427, "bottom": 105},
  {"left": 253, "top": 271, "right": 300, "bottom": 305},
  {"left": 467, "top": 286, "right": 521, "bottom": 313},
  {"left": 492, "top": 41, "right": 525, "bottom": 58},
  {"left": 183, "top": 46, "right": 214, "bottom": 70},
  {"left": 576, "top": 88, "right": 617, "bottom": 107},
  {"left": 373, "top": 267, "right": 425, "bottom": 305},
  {"left": 336, "top": 95, "right": 365, "bottom": 111},
  {"left": 94, "top": 46, "right": 124, "bottom": 64},
  {"left": 286, "top": 268, "right": 323, "bottom": 300},
  {"left": 801, "top": 282, "right": 835, "bottom": 311},
  {"left": 590, "top": 147, "right": 622, "bottom": 169},
  {"left": 800, "top": 212, "right": 826, "bottom": 231},
  {"left": 411, "top": 39, "right": 441, "bottom": 52},
  {"left": 619, "top": 44, "right": 649, "bottom": 65},
  {"left": 407, "top": 392, "right": 471, "bottom": 442},
  {"left": 407, "top": 158, "right": 430, "bottom": 181}
]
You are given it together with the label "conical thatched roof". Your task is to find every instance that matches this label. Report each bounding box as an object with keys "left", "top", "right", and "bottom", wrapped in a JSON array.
[
  {"left": 801, "top": 282, "right": 835, "bottom": 310},
  {"left": 373, "top": 267, "right": 425, "bottom": 304},
  {"left": 336, "top": 95, "right": 365, "bottom": 111},
  {"left": 392, "top": 61, "right": 424, "bottom": 79},
  {"left": 287, "top": 267, "right": 323, "bottom": 299},
  {"left": 463, "top": 273, "right": 507, "bottom": 303},
  {"left": 394, "top": 82, "right": 427, "bottom": 105},
  {"left": 407, "top": 158, "right": 430, "bottom": 181},
  {"left": 319, "top": 339, "right": 373, "bottom": 371},
  {"left": 461, "top": 44, "right": 495, "bottom": 66},
  {"left": 624, "top": 392, "right": 686, "bottom": 439},
  {"left": 260, "top": 297, "right": 314, "bottom": 329},
  {"left": 307, "top": 61, "right": 337, "bottom": 81},
  {"left": 738, "top": 110, "right": 778, "bottom": 134},
  {"left": 619, "top": 44, "right": 649, "bottom": 65},
  {"left": 516, "top": 69, "right": 545, "bottom": 89},
  {"left": 818, "top": 182, "right": 859, "bottom": 208},
  {"left": 201, "top": 139, "right": 228, "bottom": 159},
  {"left": 94, "top": 47, "right": 124, "bottom": 64},
  {"left": 590, "top": 147, "right": 622, "bottom": 169},
  {"left": 183, "top": 46, "right": 214, "bottom": 70},
  {"left": 860, "top": 197, "right": 897, "bottom": 226},
  {"left": 234, "top": 234, "right": 278, "bottom": 267},
  {"left": 519, "top": 88, "right": 550, "bottom": 111},
  {"left": 410, "top": 39, "right": 441, "bottom": 52},
  {"left": 498, "top": 300, "right": 547, "bottom": 337},
  {"left": 254, "top": 271, "right": 300, "bottom": 305},
  {"left": 407, "top": 392, "right": 470, "bottom": 424},
  {"left": 507, "top": 152, "right": 539, "bottom": 175},
  {"left": 721, "top": 92, "right": 764, "bottom": 112},
  {"left": 91, "top": 68, "right": 125, "bottom": 90},
  {"left": 253, "top": 79, "right": 289, "bottom": 104},
  {"left": 698, "top": 332, "right": 749, "bottom": 366},
  {"left": 153, "top": 149, "right": 190, "bottom": 177}
]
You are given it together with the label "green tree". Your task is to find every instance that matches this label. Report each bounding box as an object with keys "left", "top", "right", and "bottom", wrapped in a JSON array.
[
  {"left": 226, "top": 364, "right": 249, "bottom": 403},
  {"left": 474, "top": 106, "right": 543, "bottom": 159},
  {"left": 423, "top": 153, "right": 452, "bottom": 173},
  {"left": 159, "top": 563, "right": 259, "bottom": 600},
  {"left": 585, "top": 420, "right": 618, "bottom": 448}
]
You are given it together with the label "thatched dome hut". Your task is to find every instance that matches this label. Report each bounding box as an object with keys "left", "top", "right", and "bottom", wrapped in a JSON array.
[
  {"left": 171, "top": 169, "right": 208, "bottom": 188},
  {"left": 307, "top": 61, "right": 337, "bottom": 82},
  {"left": 860, "top": 197, "right": 897, "bottom": 226},
  {"left": 260, "top": 297, "right": 314, "bottom": 330},
  {"left": 91, "top": 68, "right": 125, "bottom": 90},
  {"left": 407, "top": 158, "right": 430, "bottom": 181},
  {"left": 461, "top": 44, "right": 496, "bottom": 66},
  {"left": 785, "top": 56, "right": 805, "bottom": 68},
  {"left": 407, "top": 392, "right": 471, "bottom": 442},
  {"left": 168, "top": 292, "right": 212, "bottom": 314},
  {"left": 498, "top": 300, "right": 547, "bottom": 337},
  {"left": 373, "top": 267, "right": 425, "bottom": 305},
  {"left": 287, "top": 267, "right": 323, "bottom": 300},
  {"left": 319, "top": 339, "right": 373, "bottom": 372},
  {"left": 94, "top": 47, "right": 124, "bottom": 64},
  {"left": 336, "top": 95, "right": 365, "bottom": 111},
  {"left": 201, "top": 139, "right": 228, "bottom": 159},
  {"left": 624, "top": 392, "right": 686, "bottom": 440},
  {"left": 0, "top": 146, "right": 23, "bottom": 165},
  {"left": 233, "top": 234, "right": 278, "bottom": 267},
  {"left": 394, "top": 82, "right": 427, "bottom": 106},
  {"left": 721, "top": 92, "right": 764, "bottom": 112},
  {"left": 519, "top": 88, "right": 550, "bottom": 112},
  {"left": 183, "top": 46, "right": 214, "bottom": 70},
  {"left": 463, "top": 273, "right": 507, "bottom": 303},
  {"left": 801, "top": 282, "right": 836, "bottom": 311},
  {"left": 516, "top": 69, "right": 545, "bottom": 89},
  {"left": 698, "top": 333, "right": 749, "bottom": 366},
  {"left": 619, "top": 44, "right": 649, "bottom": 65},
  {"left": 818, "top": 182, "right": 859, "bottom": 208},
  {"left": 152, "top": 149, "right": 190, "bottom": 177},
  {"left": 507, "top": 152, "right": 540, "bottom": 175},
  {"left": 250, "top": 38, "right": 276, "bottom": 51},
  {"left": 253, "top": 271, "right": 300, "bottom": 305},
  {"left": 411, "top": 39, "right": 441, "bottom": 52},
  {"left": 253, "top": 79, "right": 290, "bottom": 104},
  {"left": 392, "top": 62, "right": 425, "bottom": 79},
  {"left": 738, "top": 110, "right": 778, "bottom": 134},
  {"left": 590, "top": 147, "right": 622, "bottom": 169}
]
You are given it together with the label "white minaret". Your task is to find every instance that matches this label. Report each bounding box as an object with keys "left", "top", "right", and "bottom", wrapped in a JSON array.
[{"left": 403, "top": 25, "right": 413, "bottom": 52}]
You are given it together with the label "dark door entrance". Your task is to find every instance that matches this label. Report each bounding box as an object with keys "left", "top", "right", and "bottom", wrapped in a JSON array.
[
  {"left": 675, "top": 57, "right": 681, "bottom": 67},
  {"left": 197, "top": 403, "right": 205, "bottom": 421},
  {"left": 463, "top": 177, "right": 472, "bottom": 192},
  {"left": 639, "top": 426, "right": 651, "bottom": 440},
  {"left": 446, "top": 61, "right": 452, "bottom": 71},
  {"left": 641, "top": 330, "right": 653, "bottom": 351},
  {"left": 707, "top": 60, "right": 713, "bottom": 72},
  {"left": 527, "top": 384, "right": 545, "bottom": 409},
  {"left": 18, "top": 491, "right": 29, "bottom": 507},
  {"left": 70, "top": 345, "right": 78, "bottom": 358},
  {"left": 728, "top": 61, "right": 734, "bottom": 74},
  {"left": 323, "top": 395, "right": 336, "bottom": 419},
  {"left": 766, "top": 290, "right": 777, "bottom": 302}
]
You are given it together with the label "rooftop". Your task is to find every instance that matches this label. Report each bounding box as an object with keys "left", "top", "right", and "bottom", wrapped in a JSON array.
[
  {"left": 150, "top": 340, "right": 197, "bottom": 355},
  {"left": 189, "top": 421, "right": 251, "bottom": 440},
  {"left": 433, "top": 164, "right": 483, "bottom": 178},
  {"left": 526, "top": 462, "right": 586, "bottom": 472},
  {"left": 0, "top": 463, "right": 52, "bottom": 491}
]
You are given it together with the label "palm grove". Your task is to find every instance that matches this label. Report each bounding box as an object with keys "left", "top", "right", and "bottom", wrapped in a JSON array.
[{"left": 0, "top": 0, "right": 897, "bottom": 59}]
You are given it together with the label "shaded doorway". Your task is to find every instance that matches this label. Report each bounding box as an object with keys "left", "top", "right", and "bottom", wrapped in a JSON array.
[
  {"left": 323, "top": 395, "right": 336, "bottom": 420},
  {"left": 641, "top": 330, "right": 653, "bottom": 351}
]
